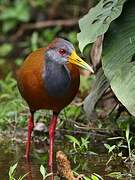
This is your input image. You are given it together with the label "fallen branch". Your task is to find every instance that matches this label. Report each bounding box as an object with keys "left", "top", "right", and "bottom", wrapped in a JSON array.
[{"left": 11, "top": 18, "right": 78, "bottom": 41}]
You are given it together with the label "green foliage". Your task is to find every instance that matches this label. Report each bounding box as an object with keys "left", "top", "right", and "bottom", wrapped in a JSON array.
[
  {"left": 126, "top": 124, "right": 132, "bottom": 160},
  {"left": 9, "top": 163, "right": 18, "bottom": 180},
  {"left": 0, "top": 0, "right": 30, "bottom": 32},
  {"left": 91, "top": 173, "right": 103, "bottom": 180},
  {"left": 0, "top": 0, "right": 81, "bottom": 76},
  {"left": 0, "top": 44, "right": 13, "bottom": 56},
  {"left": 2, "top": 0, "right": 135, "bottom": 178},
  {"left": 78, "top": 0, "right": 135, "bottom": 117},
  {"left": 77, "top": 0, "right": 126, "bottom": 52},
  {"left": 40, "top": 165, "right": 46, "bottom": 180},
  {"left": 104, "top": 141, "right": 123, "bottom": 164},
  {"left": 66, "top": 135, "right": 94, "bottom": 154},
  {"left": 104, "top": 123, "right": 135, "bottom": 164},
  {"left": 40, "top": 164, "right": 103, "bottom": 180},
  {"left": 41, "top": 27, "right": 61, "bottom": 44},
  {"left": 107, "top": 171, "right": 134, "bottom": 179},
  {"left": 65, "top": 105, "right": 81, "bottom": 120},
  {"left": 8, "top": 162, "right": 103, "bottom": 180},
  {"left": 102, "top": 0, "right": 135, "bottom": 116},
  {"left": 30, "top": 32, "right": 39, "bottom": 51},
  {"left": 0, "top": 73, "right": 26, "bottom": 129},
  {"left": 40, "top": 165, "right": 52, "bottom": 180},
  {"left": 9, "top": 163, "right": 28, "bottom": 180},
  {"left": 107, "top": 171, "right": 124, "bottom": 179},
  {"left": 79, "top": 75, "right": 94, "bottom": 94},
  {"left": 74, "top": 171, "right": 103, "bottom": 180}
]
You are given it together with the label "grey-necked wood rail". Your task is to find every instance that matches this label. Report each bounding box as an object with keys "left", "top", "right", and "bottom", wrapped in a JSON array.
[{"left": 17, "top": 38, "right": 93, "bottom": 178}]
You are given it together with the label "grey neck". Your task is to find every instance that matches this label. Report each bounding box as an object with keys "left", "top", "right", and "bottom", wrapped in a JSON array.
[{"left": 43, "top": 59, "right": 71, "bottom": 97}]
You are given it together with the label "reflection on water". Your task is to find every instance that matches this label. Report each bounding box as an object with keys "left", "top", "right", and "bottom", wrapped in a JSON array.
[
  {"left": 0, "top": 131, "right": 129, "bottom": 180},
  {"left": 0, "top": 140, "right": 43, "bottom": 180}
]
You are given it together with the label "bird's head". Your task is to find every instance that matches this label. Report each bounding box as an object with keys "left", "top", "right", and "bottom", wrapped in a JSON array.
[{"left": 45, "top": 38, "right": 94, "bottom": 73}]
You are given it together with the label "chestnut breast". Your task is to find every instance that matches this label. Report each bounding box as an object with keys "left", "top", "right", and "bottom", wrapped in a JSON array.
[{"left": 17, "top": 48, "right": 80, "bottom": 113}]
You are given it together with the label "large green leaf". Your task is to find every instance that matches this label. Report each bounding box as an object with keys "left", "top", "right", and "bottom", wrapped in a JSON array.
[
  {"left": 102, "top": 0, "right": 135, "bottom": 116},
  {"left": 77, "top": 0, "right": 126, "bottom": 52}
]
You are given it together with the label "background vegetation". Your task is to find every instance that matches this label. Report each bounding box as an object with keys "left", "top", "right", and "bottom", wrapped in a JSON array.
[{"left": 0, "top": 0, "right": 94, "bottom": 130}]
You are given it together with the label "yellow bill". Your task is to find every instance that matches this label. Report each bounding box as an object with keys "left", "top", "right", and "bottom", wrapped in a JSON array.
[{"left": 68, "top": 50, "right": 94, "bottom": 73}]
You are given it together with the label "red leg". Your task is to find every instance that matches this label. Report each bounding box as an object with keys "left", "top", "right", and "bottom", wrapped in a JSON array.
[
  {"left": 25, "top": 111, "right": 34, "bottom": 161},
  {"left": 48, "top": 112, "right": 58, "bottom": 176}
]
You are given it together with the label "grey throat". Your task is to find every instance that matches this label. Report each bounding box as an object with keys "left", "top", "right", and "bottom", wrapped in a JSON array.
[{"left": 43, "top": 59, "right": 71, "bottom": 97}]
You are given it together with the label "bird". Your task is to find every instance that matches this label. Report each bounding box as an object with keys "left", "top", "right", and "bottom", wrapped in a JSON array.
[{"left": 17, "top": 38, "right": 94, "bottom": 179}]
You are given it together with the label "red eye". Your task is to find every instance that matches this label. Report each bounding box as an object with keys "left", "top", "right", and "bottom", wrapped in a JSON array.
[{"left": 59, "top": 49, "right": 66, "bottom": 55}]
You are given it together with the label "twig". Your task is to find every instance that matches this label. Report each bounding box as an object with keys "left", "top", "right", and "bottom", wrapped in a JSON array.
[
  {"left": 58, "top": 128, "right": 110, "bottom": 137},
  {"left": 11, "top": 18, "right": 78, "bottom": 41}
]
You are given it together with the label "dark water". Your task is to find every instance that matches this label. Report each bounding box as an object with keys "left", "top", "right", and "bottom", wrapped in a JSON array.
[{"left": 0, "top": 130, "right": 130, "bottom": 180}]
